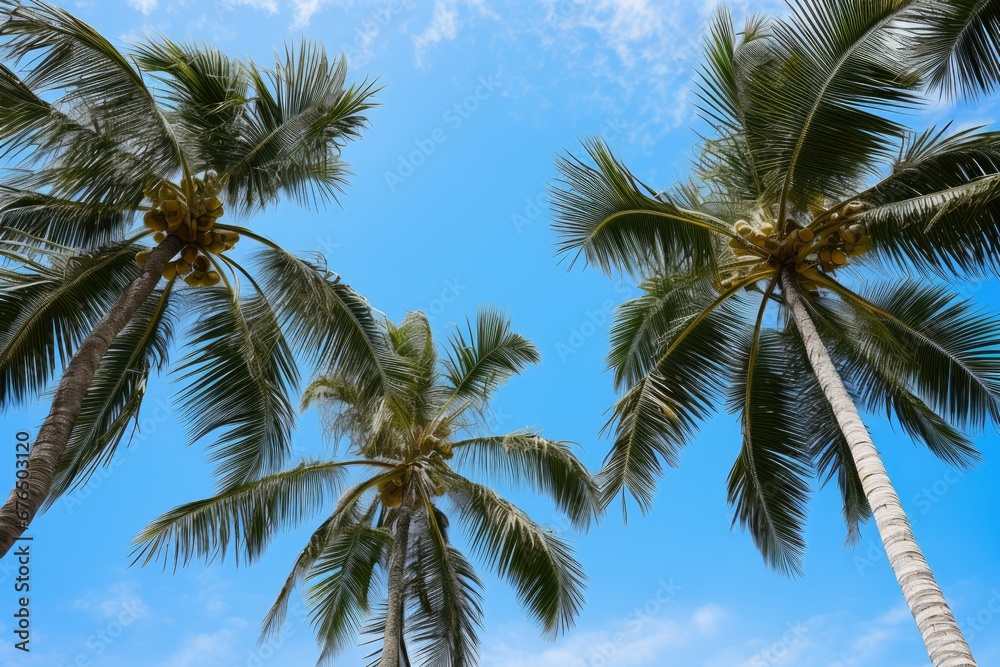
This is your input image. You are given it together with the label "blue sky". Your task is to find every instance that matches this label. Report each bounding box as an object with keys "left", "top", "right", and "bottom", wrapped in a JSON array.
[{"left": 3, "top": 1, "right": 1000, "bottom": 666}]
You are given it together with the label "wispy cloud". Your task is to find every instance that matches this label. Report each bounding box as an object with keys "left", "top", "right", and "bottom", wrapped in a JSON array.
[{"left": 127, "top": 0, "right": 158, "bottom": 15}]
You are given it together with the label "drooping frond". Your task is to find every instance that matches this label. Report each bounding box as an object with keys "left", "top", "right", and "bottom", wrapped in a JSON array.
[
  {"left": 911, "top": 0, "right": 1000, "bottom": 99},
  {"left": 405, "top": 505, "right": 483, "bottom": 666},
  {"left": 725, "top": 320, "right": 812, "bottom": 577},
  {"left": 451, "top": 431, "right": 599, "bottom": 531},
  {"left": 601, "top": 279, "right": 754, "bottom": 515},
  {"left": 0, "top": 0, "right": 181, "bottom": 171},
  {"left": 131, "top": 459, "right": 357, "bottom": 568},
  {"left": 552, "top": 138, "right": 726, "bottom": 276},
  {"left": 174, "top": 287, "right": 298, "bottom": 489},
  {"left": 446, "top": 476, "right": 585, "bottom": 638}
]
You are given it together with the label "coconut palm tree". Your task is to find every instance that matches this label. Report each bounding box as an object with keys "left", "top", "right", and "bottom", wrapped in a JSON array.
[
  {"left": 552, "top": 3, "right": 1000, "bottom": 666},
  {"left": 0, "top": 0, "right": 394, "bottom": 556},
  {"left": 132, "top": 308, "right": 598, "bottom": 666}
]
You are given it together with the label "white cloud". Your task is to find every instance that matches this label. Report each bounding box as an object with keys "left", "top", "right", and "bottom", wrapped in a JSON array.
[
  {"left": 157, "top": 629, "right": 237, "bottom": 667},
  {"left": 225, "top": 0, "right": 280, "bottom": 13},
  {"left": 72, "top": 581, "right": 149, "bottom": 622},
  {"left": 127, "top": 0, "right": 157, "bottom": 15},
  {"left": 413, "top": 1, "right": 460, "bottom": 68}
]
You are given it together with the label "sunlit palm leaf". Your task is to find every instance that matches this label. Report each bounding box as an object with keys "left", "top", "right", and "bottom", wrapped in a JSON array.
[{"left": 911, "top": 0, "right": 1000, "bottom": 98}]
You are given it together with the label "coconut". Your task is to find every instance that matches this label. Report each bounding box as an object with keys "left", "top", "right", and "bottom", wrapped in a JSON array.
[
  {"left": 734, "top": 220, "right": 752, "bottom": 236},
  {"left": 759, "top": 223, "right": 775, "bottom": 236},
  {"left": 144, "top": 211, "right": 168, "bottom": 231},
  {"left": 182, "top": 245, "right": 199, "bottom": 265},
  {"left": 153, "top": 232, "right": 166, "bottom": 244},
  {"left": 796, "top": 228, "right": 815, "bottom": 243},
  {"left": 831, "top": 249, "right": 847, "bottom": 265},
  {"left": 841, "top": 229, "right": 857, "bottom": 243},
  {"left": 135, "top": 250, "right": 151, "bottom": 267},
  {"left": 162, "top": 262, "right": 178, "bottom": 280},
  {"left": 205, "top": 271, "right": 221, "bottom": 286},
  {"left": 196, "top": 216, "right": 215, "bottom": 232},
  {"left": 846, "top": 200, "right": 864, "bottom": 212},
  {"left": 175, "top": 260, "right": 191, "bottom": 275},
  {"left": 204, "top": 196, "right": 222, "bottom": 211},
  {"left": 193, "top": 255, "right": 211, "bottom": 272},
  {"left": 819, "top": 248, "right": 833, "bottom": 264},
  {"left": 438, "top": 444, "right": 454, "bottom": 459},
  {"left": 208, "top": 241, "right": 226, "bottom": 254}
]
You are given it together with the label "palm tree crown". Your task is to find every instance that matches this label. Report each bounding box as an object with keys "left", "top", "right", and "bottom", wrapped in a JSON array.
[
  {"left": 0, "top": 0, "right": 393, "bottom": 553},
  {"left": 133, "top": 307, "right": 599, "bottom": 665},
  {"left": 553, "top": 2, "right": 1000, "bottom": 665}
]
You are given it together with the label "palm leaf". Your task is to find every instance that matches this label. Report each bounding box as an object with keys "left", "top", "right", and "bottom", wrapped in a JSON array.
[
  {"left": 173, "top": 287, "right": 298, "bottom": 489},
  {"left": 911, "top": 0, "right": 1000, "bottom": 98}
]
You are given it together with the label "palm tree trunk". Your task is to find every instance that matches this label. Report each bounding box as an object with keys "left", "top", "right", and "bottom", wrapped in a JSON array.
[
  {"left": 380, "top": 500, "right": 412, "bottom": 667},
  {"left": 0, "top": 235, "right": 183, "bottom": 557},
  {"left": 781, "top": 270, "right": 977, "bottom": 667}
]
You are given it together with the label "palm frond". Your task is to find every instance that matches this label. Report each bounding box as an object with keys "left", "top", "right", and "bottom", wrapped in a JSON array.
[
  {"left": 725, "top": 318, "right": 811, "bottom": 577},
  {"left": 551, "top": 137, "right": 726, "bottom": 276},
  {"left": 173, "top": 287, "right": 299, "bottom": 489},
  {"left": 132, "top": 36, "right": 250, "bottom": 174},
  {"left": 308, "top": 505, "right": 392, "bottom": 664},
  {"left": 221, "top": 41, "right": 377, "bottom": 214},
  {"left": 0, "top": 241, "right": 141, "bottom": 407},
  {"left": 446, "top": 476, "right": 585, "bottom": 638},
  {"left": 404, "top": 504, "right": 483, "bottom": 666},
  {"left": 601, "top": 282, "right": 753, "bottom": 516},
  {"left": 131, "top": 459, "right": 358, "bottom": 568},
  {"left": 761, "top": 0, "right": 919, "bottom": 216},
  {"left": 0, "top": 186, "right": 139, "bottom": 249},
  {"left": 911, "top": 0, "right": 1000, "bottom": 99},
  {"left": 451, "top": 431, "right": 599, "bottom": 531},
  {"left": 441, "top": 306, "right": 539, "bottom": 412},
  {"left": 0, "top": 0, "right": 181, "bottom": 170}
]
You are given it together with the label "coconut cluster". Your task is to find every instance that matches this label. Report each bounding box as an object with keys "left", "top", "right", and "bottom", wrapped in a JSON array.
[
  {"left": 723, "top": 200, "right": 871, "bottom": 291},
  {"left": 136, "top": 174, "right": 240, "bottom": 287},
  {"left": 378, "top": 470, "right": 411, "bottom": 508}
]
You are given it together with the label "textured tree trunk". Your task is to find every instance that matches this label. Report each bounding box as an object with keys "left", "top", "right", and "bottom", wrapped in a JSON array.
[
  {"left": 0, "top": 235, "right": 183, "bottom": 557},
  {"left": 781, "top": 270, "right": 977, "bottom": 667},
  {"left": 380, "top": 499, "right": 412, "bottom": 667}
]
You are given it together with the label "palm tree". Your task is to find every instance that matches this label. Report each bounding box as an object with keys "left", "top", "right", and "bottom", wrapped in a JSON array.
[
  {"left": 0, "top": 0, "right": 393, "bottom": 556},
  {"left": 132, "top": 308, "right": 598, "bottom": 667},
  {"left": 551, "top": 3, "right": 1000, "bottom": 666}
]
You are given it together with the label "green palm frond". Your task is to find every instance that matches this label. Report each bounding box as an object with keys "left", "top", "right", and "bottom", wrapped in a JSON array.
[
  {"left": 911, "top": 0, "right": 1000, "bottom": 98},
  {"left": 405, "top": 505, "right": 483, "bottom": 666},
  {"left": 780, "top": 320, "right": 871, "bottom": 545},
  {"left": 601, "top": 284, "right": 752, "bottom": 515},
  {"left": 451, "top": 431, "right": 599, "bottom": 530},
  {"left": 854, "top": 127, "right": 1000, "bottom": 278},
  {"left": 446, "top": 476, "right": 585, "bottom": 638},
  {"left": 252, "top": 246, "right": 412, "bottom": 414},
  {"left": 441, "top": 306, "right": 540, "bottom": 412},
  {"left": 308, "top": 505, "right": 391, "bottom": 665},
  {"left": 132, "top": 37, "right": 250, "bottom": 174},
  {"left": 725, "top": 322, "right": 812, "bottom": 577},
  {"left": 132, "top": 459, "right": 360, "bottom": 568},
  {"left": 174, "top": 287, "right": 299, "bottom": 489},
  {"left": 0, "top": 187, "right": 139, "bottom": 249},
  {"left": 0, "top": 241, "right": 141, "bottom": 407},
  {"left": 761, "top": 0, "right": 919, "bottom": 216},
  {"left": 387, "top": 311, "right": 440, "bottom": 420},
  {"left": 47, "top": 282, "right": 177, "bottom": 503},
  {"left": 220, "top": 41, "right": 378, "bottom": 214},
  {"left": 552, "top": 138, "right": 726, "bottom": 276},
  {"left": 0, "top": 0, "right": 181, "bottom": 170},
  {"left": 261, "top": 483, "right": 374, "bottom": 640},
  {"left": 827, "top": 279, "right": 1000, "bottom": 431}
]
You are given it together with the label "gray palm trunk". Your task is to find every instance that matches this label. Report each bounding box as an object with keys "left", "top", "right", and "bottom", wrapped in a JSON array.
[
  {"left": 380, "top": 499, "right": 413, "bottom": 667},
  {"left": 0, "top": 235, "right": 184, "bottom": 557},
  {"left": 780, "top": 270, "right": 977, "bottom": 667}
]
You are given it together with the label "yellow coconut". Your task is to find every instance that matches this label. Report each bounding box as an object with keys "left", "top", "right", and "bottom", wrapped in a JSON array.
[
  {"left": 819, "top": 248, "right": 833, "bottom": 264},
  {"left": 205, "top": 271, "right": 221, "bottom": 286},
  {"left": 734, "top": 220, "right": 752, "bottom": 236},
  {"left": 831, "top": 249, "right": 847, "bottom": 265},
  {"left": 197, "top": 232, "right": 213, "bottom": 246},
  {"left": 193, "top": 256, "right": 211, "bottom": 272},
  {"left": 135, "top": 250, "right": 151, "bottom": 267},
  {"left": 182, "top": 245, "right": 200, "bottom": 265},
  {"left": 841, "top": 229, "right": 857, "bottom": 243},
  {"left": 144, "top": 211, "right": 168, "bottom": 231},
  {"left": 153, "top": 232, "right": 166, "bottom": 244},
  {"left": 796, "top": 228, "right": 815, "bottom": 243},
  {"left": 204, "top": 196, "right": 222, "bottom": 211},
  {"left": 162, "top": 262, "right": 178, "bottom": 280},
  {"left": 175, "top": 260, "right": 191, "bottom": 275}
]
